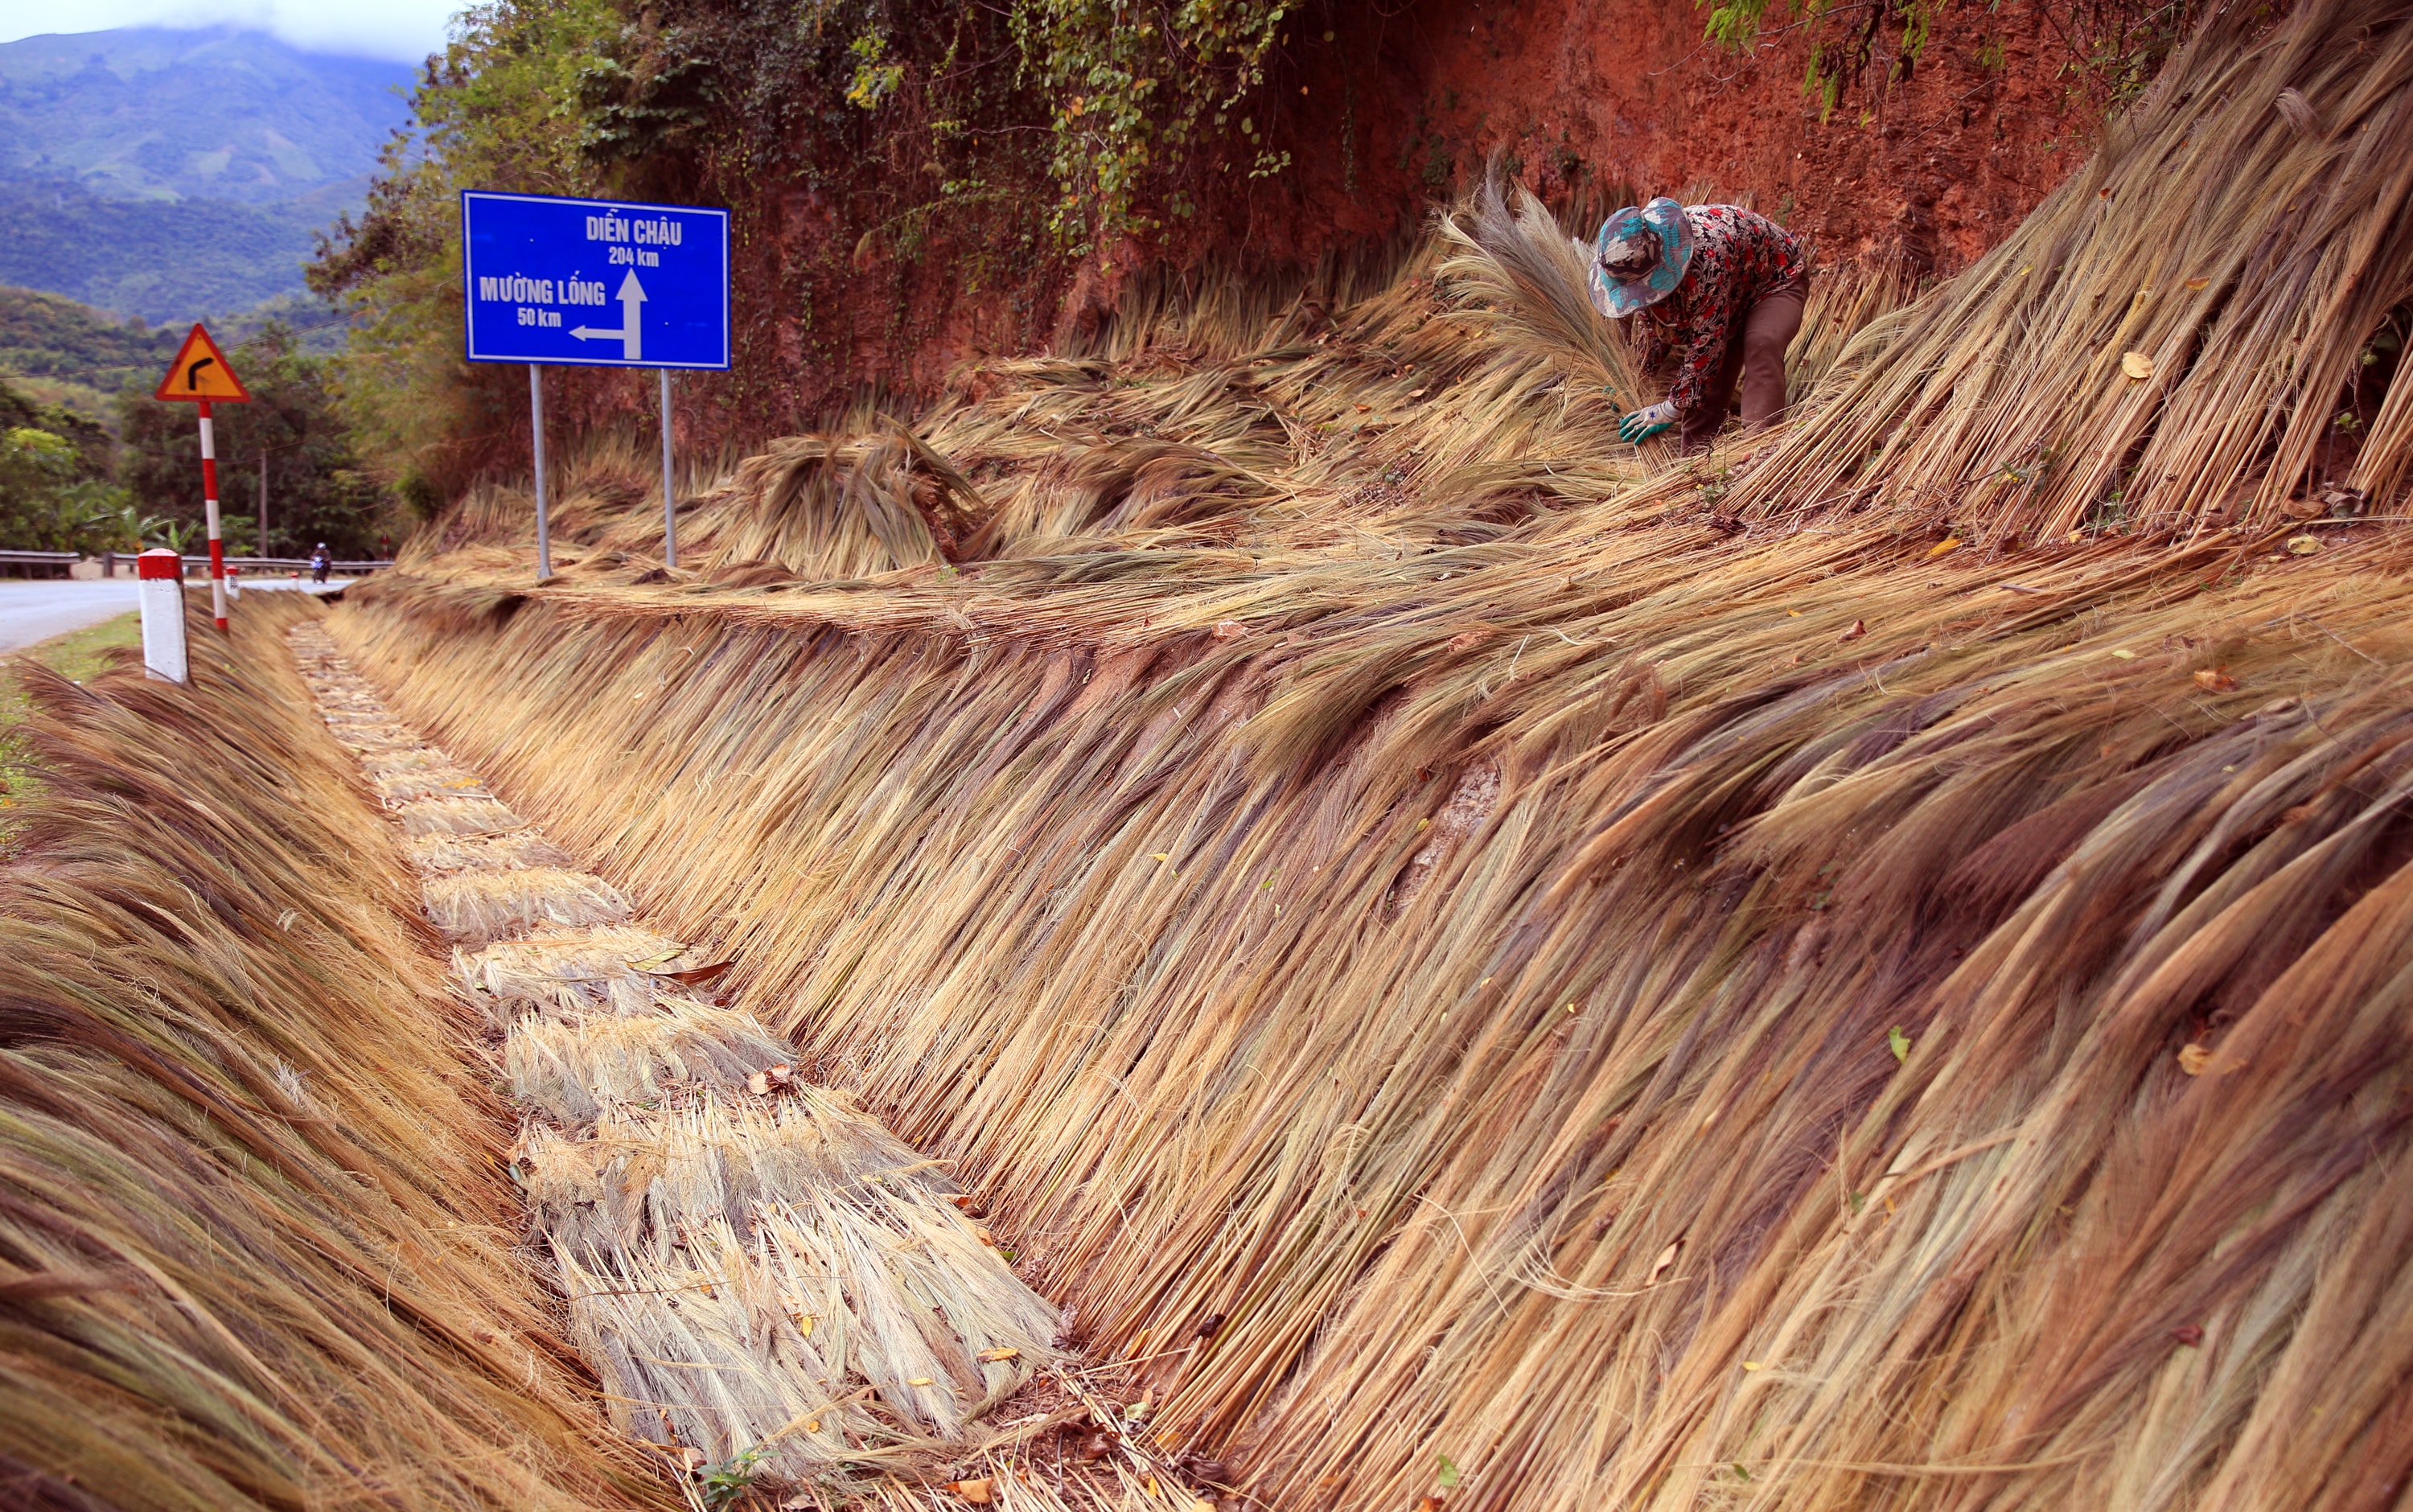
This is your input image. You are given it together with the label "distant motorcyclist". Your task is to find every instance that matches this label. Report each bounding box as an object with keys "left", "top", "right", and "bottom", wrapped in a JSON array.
[
  {"left": 309, "top": 542, "right": 331, "bottom": 584},
  {"left": 1587, "top": 198, "right": 1811, "bottom": 454}
]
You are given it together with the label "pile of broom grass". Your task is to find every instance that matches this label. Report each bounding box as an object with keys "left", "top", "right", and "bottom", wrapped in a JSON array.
[
  {"left": 320, "top": 0, "right": 2413, "bottom": 1506},
  {"left": 0, "top": 592, "right": 677, "bottom": 1512},
  {"left": 286, "top": 630, "right": 1096, "bottom": 1504}
]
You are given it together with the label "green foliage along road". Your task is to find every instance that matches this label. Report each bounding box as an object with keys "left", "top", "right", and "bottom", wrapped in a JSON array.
[
  {"left": 0, "top": 284, "right": 180, "bottom": 418},
  {"left": 117, "top": 327, "right": 393, "bottom": 561}
]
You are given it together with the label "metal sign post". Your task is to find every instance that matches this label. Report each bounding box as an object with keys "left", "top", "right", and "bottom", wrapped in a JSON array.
[
  {"left": 458, "top": 191, "right": 730, "bottom": 581},
  {"left": 660, "top": 368, "right": 676, "bottom": 569},
  {"left": 531, "top": 364, "right": 552, "bottom": 579},
  {"left": 152, "top": 323, "right": 249, "bottom": 631}
]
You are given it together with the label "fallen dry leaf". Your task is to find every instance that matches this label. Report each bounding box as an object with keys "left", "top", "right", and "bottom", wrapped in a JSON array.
[
  {"left": 1211, "top": 619, "right": 1246, "bottom": 640},
  {"left": 1077, "top": 1430, "right": 1116, "bottom": 1461},
  {"left": 1926, "top": 537, "right": 1963, "bottom": 558},
  {"left": 747, "top": 1070, "right": 771, "bottom": 1095},
  {"left": 2184, "top": 276, "right": 2211, "bottom": 290},
  {"left": 2171, "top": 1325, "right": 2205, "bottom": 1347},
  {"left": 1838, "top": 619, "right": 1867, "bottom": 643},
  {"left": 2193, "top": 668, "right": 2238, "bottom": 692},
  {"left": 907, "top": 1376, "right": 935, "bottom": 1386},
  {"left": 2179, "top": 1042, "right": 2213, "bottom": 1076},
  {"left": 1649, "top": 1239, "right": 1682, "bottom": 1282},
  {"left": 976, "top": 1346, "right": 1020, "bottom": 1362},
  {"left": 948, "top": 1479, "right": 995, "bottom": 1505},
  {"left": 2122, "top": 350, "right": 2155, "bottom": 380},
  {"left": 2287, "top": 534, "right": 2321, "bottom": 555},
  {"left": 642, "top": 959, "right": 735, "bottom": 985}
]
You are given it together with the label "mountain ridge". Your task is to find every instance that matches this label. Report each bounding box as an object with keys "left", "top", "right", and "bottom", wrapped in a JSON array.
[
  {"left": 0, "top": 27, "right": 415, "bottom": 205},
  {"left": 0, "top": 27, "right": 418, "bottom": 319}
]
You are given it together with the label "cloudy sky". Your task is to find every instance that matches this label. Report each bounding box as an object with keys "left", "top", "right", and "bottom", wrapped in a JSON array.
[{"left": 0, "top": 0, "right": 458, "bottom": 60}]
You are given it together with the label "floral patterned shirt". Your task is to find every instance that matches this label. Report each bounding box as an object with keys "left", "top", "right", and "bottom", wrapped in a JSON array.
[{"left": 1620, "top": 205, "right": 1807, "bottom": 415}]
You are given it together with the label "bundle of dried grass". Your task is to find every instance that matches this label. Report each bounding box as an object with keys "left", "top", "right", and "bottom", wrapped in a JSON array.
[
  {"left": 407, "top": 828, "right": 579, "bottom": 874},
  {"left": 461, "top": 925, "right": 693, "bottom": 1022},
  {"left": 421, "top": 865, "right": 633, "bottom": 943},
  {"left": 291, "top": 625, "right": 1189, "bottom": 1509},
  {"left": 1702, "top": 0, "right": 2413, "bottom": 535},
  {"left": 508, "top": 1000, "right": 793, "bottom": 1120},
  {"left": 397, "top": 792, "right": 531, "bottom": 836}
]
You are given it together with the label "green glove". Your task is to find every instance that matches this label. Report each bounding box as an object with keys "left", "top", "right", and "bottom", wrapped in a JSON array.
[{"left": 1618, "top": 401, "right": 1676, "bottom": 444}]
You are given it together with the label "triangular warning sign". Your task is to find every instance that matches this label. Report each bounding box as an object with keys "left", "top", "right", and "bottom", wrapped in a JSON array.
[{"left": 154, "top": 323, "right": 250, "bottom": 403}]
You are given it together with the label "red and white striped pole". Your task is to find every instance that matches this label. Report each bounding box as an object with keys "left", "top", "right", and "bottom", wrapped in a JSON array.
[{"left": 197, "top": 399, "right": 228, "bottom": 631}]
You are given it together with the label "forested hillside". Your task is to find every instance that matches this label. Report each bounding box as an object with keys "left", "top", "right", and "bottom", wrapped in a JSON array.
[
  {"left": 0, "top": 28, "right": 413, "bottom": 320},
  {"left": 0, "top": 284, "right": 181, "bottom": 417}
]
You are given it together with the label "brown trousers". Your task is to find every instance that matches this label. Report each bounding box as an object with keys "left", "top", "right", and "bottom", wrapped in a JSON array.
[{"left": 1679, "top": 273, "right": 1810, "bottom": 453}]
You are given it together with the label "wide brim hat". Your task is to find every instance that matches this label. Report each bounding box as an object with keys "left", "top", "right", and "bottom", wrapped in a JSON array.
[{"left": 1591, "top": 197, "right": 1694, "bottom": 317}]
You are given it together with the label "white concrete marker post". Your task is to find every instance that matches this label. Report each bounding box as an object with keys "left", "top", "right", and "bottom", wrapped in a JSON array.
[
  {"left": 138, "top": 548, "right": 189, "bottom": 684},
  {"left": 660, "top": 367, "right": 676, "bottom": 570}
]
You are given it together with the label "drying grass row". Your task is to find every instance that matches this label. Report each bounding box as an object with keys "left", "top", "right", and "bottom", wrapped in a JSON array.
[
  {"left": 336, "top": 5, "right": 2413, "bottom": 1505},
  {"left": 0, "top": 593, "right": 674, "bottom": 1512},
  {"left": 292, "top": 625, "right": 1190, "bottom": 1510}
]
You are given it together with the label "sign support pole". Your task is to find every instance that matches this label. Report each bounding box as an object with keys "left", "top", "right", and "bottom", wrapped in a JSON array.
[
  {"left": 258, "top": 450, "right": 269, "bottom": 557},
  {"left": 530, "top": 363, "right": 552, "bottom": 580},
  {"left": 660, "top": 367, "right": 676, "bottom": 570},
  {"left": 198, "top": 400, "right": 228, "bottom": 631}
]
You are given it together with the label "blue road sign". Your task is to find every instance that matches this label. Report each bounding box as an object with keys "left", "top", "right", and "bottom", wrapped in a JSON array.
[{"left": 460, "top": 191, "right": 730, "bottom": 369}]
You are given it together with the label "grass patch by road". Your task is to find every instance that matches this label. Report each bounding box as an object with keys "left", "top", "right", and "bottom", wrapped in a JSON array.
[{"left": 2, "top": 609, "right": 138, "bottom": 818}]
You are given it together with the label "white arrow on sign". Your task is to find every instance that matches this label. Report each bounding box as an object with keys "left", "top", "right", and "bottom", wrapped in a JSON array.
[{"left": 569, "top": 269, "right": 647, "bottom": 360}]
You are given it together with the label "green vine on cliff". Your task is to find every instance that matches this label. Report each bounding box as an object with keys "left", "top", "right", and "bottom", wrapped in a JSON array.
[
  {"left": 1009, "top": 0, "right": 1289, "bottom": 256},
  {"left": 1701, "top": 0, "right": 2203, "bottom": 122}
]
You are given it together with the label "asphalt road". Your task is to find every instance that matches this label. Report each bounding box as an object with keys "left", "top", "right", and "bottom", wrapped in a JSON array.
[{"left": 0, "top": 580, "right": 139, "bottom": 653}]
